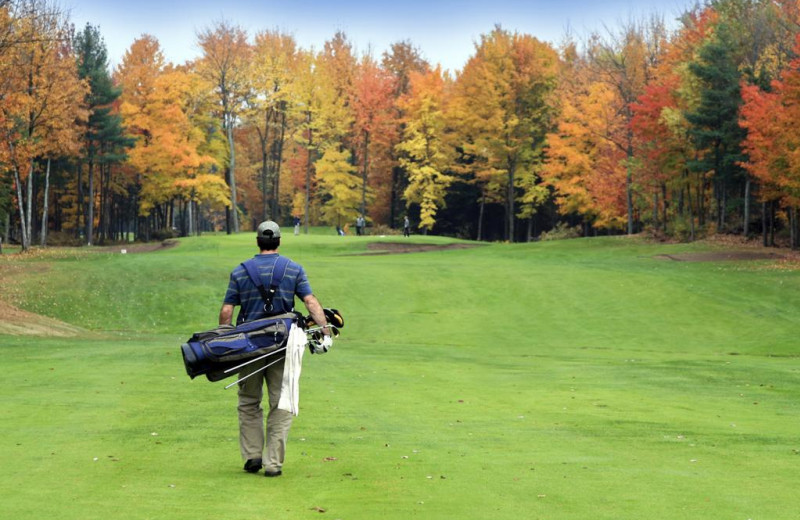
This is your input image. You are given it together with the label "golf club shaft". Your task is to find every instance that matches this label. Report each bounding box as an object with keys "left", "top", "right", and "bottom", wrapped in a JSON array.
[
  {"left": 224, "top": 355, "right": 285, "bottom": 390},
  {"left": 223, "top": 346, "right": 287, "bottom": 374},
  {"left": 305, "top": 324, "right": 338, "bottom": 334}
]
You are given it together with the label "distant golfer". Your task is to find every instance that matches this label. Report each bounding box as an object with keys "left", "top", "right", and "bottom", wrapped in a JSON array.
[
  {"left": 403, "top": 216, "right": 411, "bottom": 237},
  {"left": 219, "top": 220, "right": 332, "bottom": 477},
  {"left": 356, "top": 215, "right": 365, "bottom": 236}
]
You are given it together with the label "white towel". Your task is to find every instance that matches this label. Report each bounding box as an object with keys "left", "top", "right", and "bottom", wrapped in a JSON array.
[{"left": 278, "top": 324, "right": 307, "bottom": 416}]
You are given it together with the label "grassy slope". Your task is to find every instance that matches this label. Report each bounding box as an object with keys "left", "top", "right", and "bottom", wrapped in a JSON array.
[{"left": 1, "top": 234, "right": 798, "bottom": 519}]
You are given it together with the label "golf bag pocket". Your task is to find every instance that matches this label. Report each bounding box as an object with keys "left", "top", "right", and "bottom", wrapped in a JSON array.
[{"left": 181, "top": 313, "right": 295, "bottom": 382}]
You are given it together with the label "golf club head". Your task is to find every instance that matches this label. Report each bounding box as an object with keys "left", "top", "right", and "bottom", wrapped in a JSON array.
[{"left": 324, "top": 308, "right": 344, "bottom": 328}]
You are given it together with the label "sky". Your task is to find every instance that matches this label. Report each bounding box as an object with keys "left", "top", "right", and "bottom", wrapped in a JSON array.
[{"left": 68, "top": 0, "right": 693, "bottom": 73}]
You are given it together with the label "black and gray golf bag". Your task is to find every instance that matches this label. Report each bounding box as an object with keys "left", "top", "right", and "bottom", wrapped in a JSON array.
[{"left": 180, "top": 312, "right": 299, "bottom": 382}]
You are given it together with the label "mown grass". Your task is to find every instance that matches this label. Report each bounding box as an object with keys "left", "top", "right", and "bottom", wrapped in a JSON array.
[{"left": 1, "top": 232, "right": 798, "bottom": 519}]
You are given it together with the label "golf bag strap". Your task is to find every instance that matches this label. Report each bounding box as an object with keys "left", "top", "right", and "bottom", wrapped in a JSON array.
[{"left": 241, "top": 256, "right": 291, "bottom": 313}]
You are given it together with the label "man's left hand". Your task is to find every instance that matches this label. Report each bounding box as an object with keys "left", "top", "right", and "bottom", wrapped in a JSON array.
[{"left": 310, "top": 335, "right": 333, "bottom": 354}]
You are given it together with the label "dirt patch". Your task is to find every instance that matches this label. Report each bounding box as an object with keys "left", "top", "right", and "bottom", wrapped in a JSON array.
[
  {"left": 654, "top": 251, "right": 786, "bottom": 262},
  {"left": 0, "top": 299, "right": 84, "bottom": 337},
  {"left": 360, "top": 242, "right": 483, "bottom": 255}
]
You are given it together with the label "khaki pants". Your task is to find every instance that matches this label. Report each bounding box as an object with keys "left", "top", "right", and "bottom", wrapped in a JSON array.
[{"left": 237, "top": 356, "right": 293, "bottom": 472}]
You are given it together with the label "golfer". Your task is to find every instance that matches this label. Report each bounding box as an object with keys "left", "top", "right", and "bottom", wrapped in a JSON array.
[{"left": 219, "top": 220, "right": 331, "bottom": 477}]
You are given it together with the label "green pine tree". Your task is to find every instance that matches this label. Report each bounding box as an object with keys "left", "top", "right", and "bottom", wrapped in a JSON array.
[
  {"left": 75, "top": 23, "right": 132, "bottom": 244},
  {"left": 685, "top": 25, "right": 747, "bottom": 231}
]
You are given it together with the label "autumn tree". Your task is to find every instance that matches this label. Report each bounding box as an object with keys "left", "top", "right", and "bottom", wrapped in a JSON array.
[
  {"left": 628, "top": 6, "right": 726, "bottom": 240},
  {"left": 740, "top": 34, "right": 800, "bottom": 248},
  {"left": 248, "top": 29, "right": 297, "bottom": 222},
  {"left": 288, "top": 48, "right": 320, "bottom": 233},
  {"left": 313, "top": 32, "right": 361, "bottom": 228},
  {"left": 177, "top": 61, "right": 229, "bottom": 236},
  {"left": 117, "top": 36, "right": 220, "bottom": 238},
  {"left": 351, "top": 54, "right": 396, "bottom": 224},
  {"left": 453, "top": 26, "right": 559, "bottom": 241},
  {"left": 588, "top": 19, "right": 666, "bottom": 234},
  {"left": 0, "top": 0, "right": 87, "bottom": 250},
  {"left": 382, "top": 40, "right": 429, "bottom": 227},
  {"left": 196, "top": 20, "right": 251, "bottom": 233},
  {"left": 544, "top": 66, "right": 629, "bottom": 230},
  {"left": 395, "top": 66, "right": 454, "bottom": 233}
]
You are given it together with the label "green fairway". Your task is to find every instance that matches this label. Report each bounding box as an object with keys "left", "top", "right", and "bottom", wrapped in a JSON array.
[{"left": 1, "top": 234, "right": 798, "bottom": 519}]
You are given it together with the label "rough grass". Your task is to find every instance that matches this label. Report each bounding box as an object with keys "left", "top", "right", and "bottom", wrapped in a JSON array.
[{"left": 1, "top": 233, "right": 799, "bottom": 519}]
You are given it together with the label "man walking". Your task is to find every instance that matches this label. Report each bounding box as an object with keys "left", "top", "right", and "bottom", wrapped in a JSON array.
[{"left": 219, "top": 220, "right": 332, "bottom": 477}]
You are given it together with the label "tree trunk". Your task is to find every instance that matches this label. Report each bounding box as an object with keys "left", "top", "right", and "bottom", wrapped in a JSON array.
[
  {"left": 187, "top": 193, "right": 194, "bottom": 236},
  {"left": 770, "top": 201, "right": 776, "bottom": 247},
  {"left": 26, "top": 164, "right": 33, "bottom": 248},
  {"left": 274, "top": 110, "right": 287, "bottom": 222},
  {"left": 86, "top": 161, "right": 94, "bottom": 246},
  {"left": 697, "top": 173, "right": 705, "bottom": 227},
  {"left": 304, "top": 113, "right": 313, "bottom": 235},
  {"left": 76, "top": 164, "right": 83, "bottom": 239},
  {"left": 661, "top": 183, "right": 668, "bottom": 234},
  {"left": 227, "top": 120, "right": 239, "bottom": 233},
  {"left": 259, "top": 112, "right": 270, "bottom": 221},
  {"left": 390, "top": 166, "right": 400, "bottom": 229},
  {"left": 2, "top": 211, "right": 9, "bottom": 253},
  {"left": 687, "top": 178, "right": 695, "bottom": 242},
  {"left": 101, "top": 164, "right": 111, "bottom": 243},
  {"left": 652, "top": 190, "right": 659, "bottom": 231},
  {"left": 743, "top": 177, "right": 750, "bottom": 238},
  {"left": 507, "top": 157, "right": 515, "bottom": 242},
  {"left": 626, "top": 137, "right": 634, "bottom": 235},
  {"left": 40, "top": 158, "right": 51, "bottom": 247},
  {"left": 361, "top": 130, "right": 370, "bottom": 217},
  {"left": 13, "top": 165, "right": 30, "bottom": 251},
  {"left": 477, "top": 190, "right": 485, "bottom": 241},
  {"left": 762, "top": 201, "right": 767, "bottom": 247}
]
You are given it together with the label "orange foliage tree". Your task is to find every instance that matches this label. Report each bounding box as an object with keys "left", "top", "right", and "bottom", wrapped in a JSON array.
[
  {"left": 0, "top": 0, "right": 87, "bottom": 250},
  {"left": 116, "top": 36, "right": 221, "bottom": 237},
  {"left": 196, "top": 20, "right": 251, "bottom": 233},
  {"left": 740, "top": 35, "right": 800, "bottom": 247},
  {"left": 351, "top": 55, "right": 397, "bottom": 224}
]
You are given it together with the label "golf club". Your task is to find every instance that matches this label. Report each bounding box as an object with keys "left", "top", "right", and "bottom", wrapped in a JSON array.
[{"left": 224, "top": 355, "right": 286, "bottom": 390}]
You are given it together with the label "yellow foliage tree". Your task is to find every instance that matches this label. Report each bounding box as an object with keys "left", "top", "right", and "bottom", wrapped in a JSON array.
[{"left": 396, "top": 66, "right": 454, "bottom": 233}]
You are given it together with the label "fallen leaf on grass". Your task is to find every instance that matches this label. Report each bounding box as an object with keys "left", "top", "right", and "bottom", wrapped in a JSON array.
[
  {"left": 323, "top": 457, "right": 338, "bottom": 462},
  {"left": 311, "top": 506, "right": 326, "bottom": 513}
]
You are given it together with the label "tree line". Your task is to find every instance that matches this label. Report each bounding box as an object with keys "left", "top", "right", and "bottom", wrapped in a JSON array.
[{"left": 2, "top": 0, "right": 800, "bottom": 251}]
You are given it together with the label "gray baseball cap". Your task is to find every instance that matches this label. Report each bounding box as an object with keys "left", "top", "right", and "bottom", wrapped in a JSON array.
[{"left": 256, "top": 220, "right": 281, "bottom": 238}]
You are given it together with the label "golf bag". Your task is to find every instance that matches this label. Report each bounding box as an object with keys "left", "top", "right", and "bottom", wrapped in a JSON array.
[{"left": 180, "top": 312, "right": 299, "bottom": 382}]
